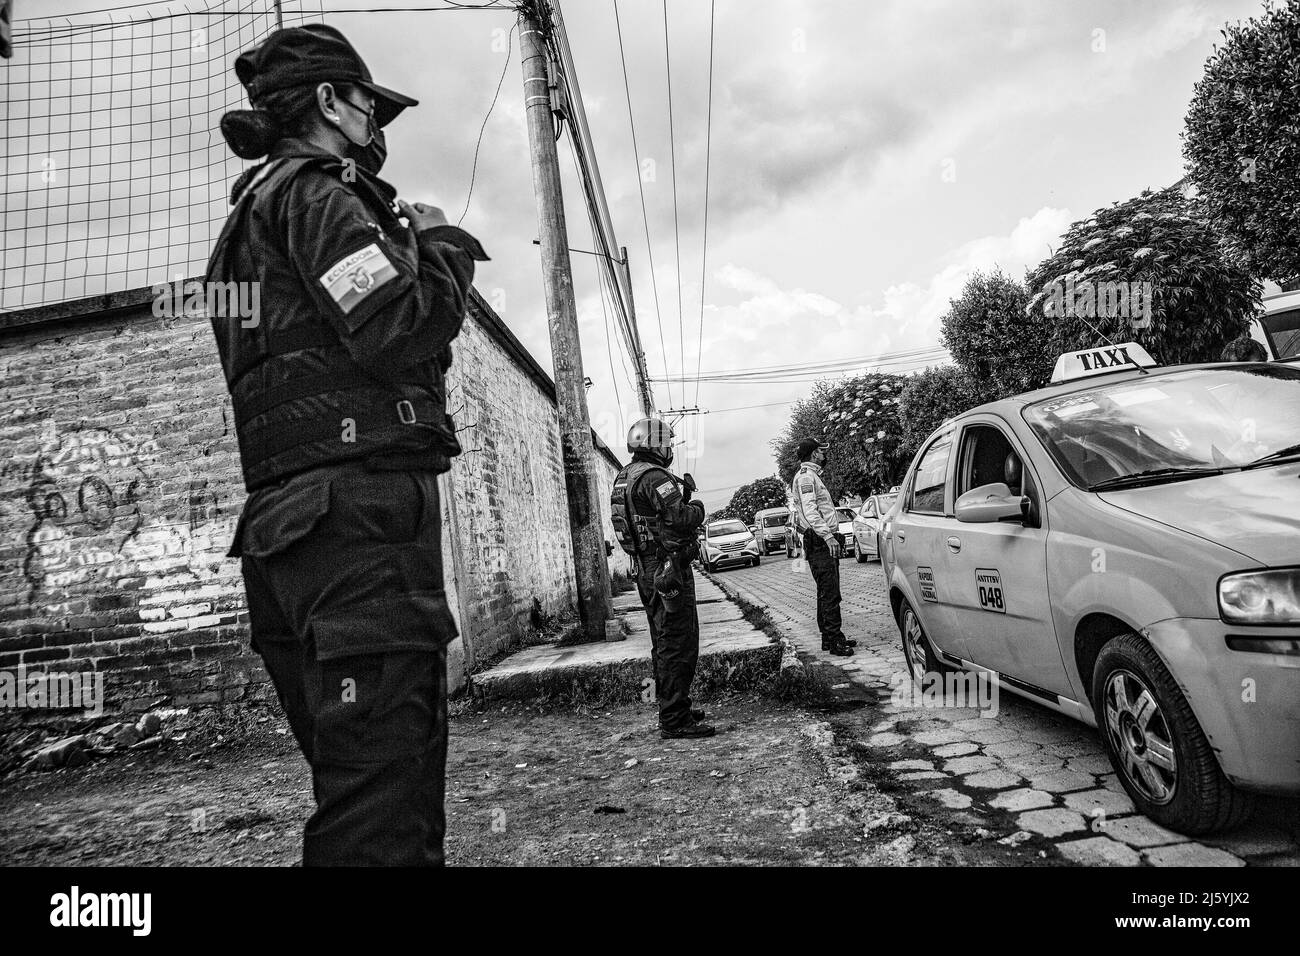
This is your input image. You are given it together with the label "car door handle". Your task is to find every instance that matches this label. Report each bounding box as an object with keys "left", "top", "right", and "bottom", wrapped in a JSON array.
[
  {"left": 946, "top": 536, "right": 961, "bottom": 553},
  {"left": 895, "top": 530, "right": 906, "bottom": 543}
]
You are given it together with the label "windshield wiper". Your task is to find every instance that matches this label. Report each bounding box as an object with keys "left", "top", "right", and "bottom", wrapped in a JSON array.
[
  {"left": 1088, "top": 466, "right": 1225, "bottom": 492},
  {"left": 1242, "top": 443, "right": 1300, "bottom": 469}
]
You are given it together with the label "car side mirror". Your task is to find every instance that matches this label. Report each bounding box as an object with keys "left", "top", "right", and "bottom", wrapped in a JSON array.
[{"left": 955, "top": 482, "right": 1024, "bottom": 524}]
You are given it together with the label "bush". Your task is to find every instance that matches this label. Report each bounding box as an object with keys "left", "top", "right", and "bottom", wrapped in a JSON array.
[
  {"left": 710, "top": 475, "right": 788, "bottom": 524},
  {"left": 1024, "top": 186, "right": 1259, "bottom": 366},
  {"left": 940, "top": 269, "right": 1051, "bottom": 397},
  {"left": 897, "top": 365, "right": 986, "bottom": 462},
  {"left": 1183, "top": 1, "right": 1300, "bottom": 285}
]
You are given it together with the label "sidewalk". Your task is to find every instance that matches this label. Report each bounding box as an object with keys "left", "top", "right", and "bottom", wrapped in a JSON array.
[{"left": 469, "top": 576, "right": 779, "bottom": 704}]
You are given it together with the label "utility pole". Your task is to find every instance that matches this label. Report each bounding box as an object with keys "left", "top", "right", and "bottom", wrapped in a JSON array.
[
  {"left": 620, "top": 246, "right": 655, "bottom": 417},
  {"left": 519, "top": 0, "right": 612, "bottom": 639}
]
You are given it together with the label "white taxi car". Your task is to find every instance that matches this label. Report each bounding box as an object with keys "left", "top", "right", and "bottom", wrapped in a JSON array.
[
  {"left": 851, "top": 489, "right": 900, "bottom": 562},
  {"left": 879, "top": 342, "right": 1300, "bottom": 834}
]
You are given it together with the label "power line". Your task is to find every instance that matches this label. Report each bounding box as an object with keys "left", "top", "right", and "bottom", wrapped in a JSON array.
[
  {"left": 651, "top": 347, "right": 951, "bottom": 383},
  {"left": 693, "top": 0, "right": 715, "bottom": 412},
  {"left": 458, "top": 19, "right": 516, "bottom": 226},
  {"left": 613, "top": 0, "right": 671, "bottom": 409},
  {"left": 551, "top": 0, "right": 647, "bottom": 408},
  {"left": 662, "top": 0, "right": 685, "bottom": 415}
]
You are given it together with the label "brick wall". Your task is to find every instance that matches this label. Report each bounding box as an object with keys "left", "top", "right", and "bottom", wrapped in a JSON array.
[{"left": 0, "top": 286, "right": 627, "bottom": 717}]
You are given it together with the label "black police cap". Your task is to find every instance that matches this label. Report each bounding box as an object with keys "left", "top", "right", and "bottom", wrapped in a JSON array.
[
  {"left": 796, "top": 437, "right": 829, "bottom": 462},
  {"left": 234, "top": 23, "right": 418, "bottom": 128}
]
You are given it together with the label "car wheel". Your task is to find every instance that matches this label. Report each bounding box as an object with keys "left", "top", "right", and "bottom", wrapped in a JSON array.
[
  {"left": 752, "top": 556, "right": 760, "bottom": 567},
  {"left": 1093, "top": 632, "right": 1254, "bottom": 835},
  {"left": 855, "top": 539, "right": 869, "bottom": 562},
  {"left": 898, "top": 599, "right": 950, "bottom": 687}
]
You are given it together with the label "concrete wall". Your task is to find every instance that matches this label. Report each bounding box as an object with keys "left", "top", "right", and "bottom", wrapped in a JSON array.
[{"left": 0, "top": 286, "right": 627, "bottom": 716}]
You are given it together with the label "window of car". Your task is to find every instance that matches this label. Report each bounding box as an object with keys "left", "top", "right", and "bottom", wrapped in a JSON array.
[
  {"left": 861, "top": 499, "right": 877, "bottom": 518},
  {"left": 1260, "top": 307, "right": 1300, "bottom": 360},
  {"left": 761, "top": 513, "right": 788, "bottom": 527},
  {"left": 707, "top": 520, "right": 748, "bottom": 537},
  {"left": 1023, "top": 365, "right": 1300, "bottom": 490},
  {"left": 908, "top": 432, "right": 953, "bottom": 514},
  {"left": 957, "top": 423, "right": 1019, "bottom": 497}
]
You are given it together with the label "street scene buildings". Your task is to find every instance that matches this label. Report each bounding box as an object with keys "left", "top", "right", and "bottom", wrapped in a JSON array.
[{"left": 0, "top": 0, "right": 1297, "bottom": 877}]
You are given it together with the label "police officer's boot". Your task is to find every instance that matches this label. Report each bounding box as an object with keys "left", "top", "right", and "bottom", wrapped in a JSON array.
[
  {"left": 691, "top": 707, "right": 706, "bottom": 722},
  {"left": 662, "top": 721, "right": 716, "bottom": 739},
  {"left": 821, "top": 636, "right": 857, "bottom": 651},
  {"left": 823, "top": 638, "right": 854, "bottom": 656}
]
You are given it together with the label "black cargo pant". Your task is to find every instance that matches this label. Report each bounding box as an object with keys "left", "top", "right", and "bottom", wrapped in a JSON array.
[
  {"left": 635, "top": 554, "right": 700, "bottom": 730},
  {"left": 234, "top": 463, "right": 457, "bottom": 866},
  {"left": 803, "top": 530, "right": 845, "bottom": 644}
]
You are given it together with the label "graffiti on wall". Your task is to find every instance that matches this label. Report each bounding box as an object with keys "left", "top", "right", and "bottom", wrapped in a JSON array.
[{"left": 2, "top": 424, "right": 237, "bottom": 605}]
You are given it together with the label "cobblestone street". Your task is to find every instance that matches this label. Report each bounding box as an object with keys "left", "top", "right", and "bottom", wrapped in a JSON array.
[{"left": 705, "top": 553, "right": 1300, "bottom": 866}]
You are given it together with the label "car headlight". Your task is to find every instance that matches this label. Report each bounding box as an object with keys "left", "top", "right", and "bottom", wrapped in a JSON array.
[{"left": 1219, "top": 569, "right": 1300, "bottom": 625}]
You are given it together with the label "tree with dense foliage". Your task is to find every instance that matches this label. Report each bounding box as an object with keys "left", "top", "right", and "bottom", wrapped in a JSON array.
[
  {"left": 817, "top": 372, "right": 909, "bottom": 497},
  {"left": 939, "top": 269, "right": 1050, "bottom": 399},
  {"left": 1024, "top": 187, "right": 1259, "bottom": 366},
  {"left": 897, "top": 364, "right": 986, "bottom": 462},
  {"left": 708, "top": 475, "right": 788, "bottom": 524},
  {"left": 1183, "top": 0, "right": 1300, "bottom": 286},
  {"left": 770, "top": 373, "right": 908, "bottom": 501}
]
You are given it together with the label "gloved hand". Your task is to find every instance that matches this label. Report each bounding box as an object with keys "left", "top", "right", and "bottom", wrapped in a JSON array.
[{"left": 681, "top": 472, "right": 696, "bottom": 502}]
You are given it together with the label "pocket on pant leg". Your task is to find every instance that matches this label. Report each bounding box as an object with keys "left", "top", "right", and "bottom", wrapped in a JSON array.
[{"left": 309, "top": 645, "right": 442, "bottom": 765}]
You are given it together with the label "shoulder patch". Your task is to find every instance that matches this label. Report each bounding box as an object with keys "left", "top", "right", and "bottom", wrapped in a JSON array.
[
  {"left": 319, "top": 243, "right": 397, "bottom": 314},
  {"left": 654, "top": 480, "right": 676, "bottom": 498}
]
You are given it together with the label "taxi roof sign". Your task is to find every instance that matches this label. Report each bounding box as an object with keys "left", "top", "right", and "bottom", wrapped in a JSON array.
[{"left": 1050, "top": 342, "right": 1156, "bottom": 383}]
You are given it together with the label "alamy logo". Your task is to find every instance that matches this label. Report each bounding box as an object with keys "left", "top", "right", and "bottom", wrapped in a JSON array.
[
  {"left": 1043, "top": 276, "right": 1152, "bottom": 328},
  {"left": 890, "top": 669, "right": 999, "bottom": 718},
  {"left": 152, "top": 278, "right": 260, "bottom": 327},
  {"left": 49, "top": 886, "right": 151, "bottom": 936},
  {"left": 0, "top": 665, "right": 103, "bottom": 717}
]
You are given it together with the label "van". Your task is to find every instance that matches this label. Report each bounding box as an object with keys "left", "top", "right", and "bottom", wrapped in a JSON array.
[{"left": 752, "top": 506, "right": 790, "bottom": 556}]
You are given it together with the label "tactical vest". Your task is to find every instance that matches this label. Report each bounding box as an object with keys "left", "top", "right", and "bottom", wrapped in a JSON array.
[
  {"left": 611, "top": 460, "right": 658, "bottom": 557},
  {"left": 206, "top": 156, "right": 458, "bottom": 492}
]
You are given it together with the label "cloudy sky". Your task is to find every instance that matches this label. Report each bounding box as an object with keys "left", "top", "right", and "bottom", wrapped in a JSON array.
[{"left": 24, "top": 0, "right": 1268, "bottom": 512}]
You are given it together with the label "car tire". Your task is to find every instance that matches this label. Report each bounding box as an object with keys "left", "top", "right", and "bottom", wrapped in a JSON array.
[
  {"left": 898, "top": 599, "right": 951, "bottom": 687},
  {"left": 855, "top": 540, "right": 869, "bottom": 563},
  {"left": 752, "top": 556, "right": 761, "bottom": 567},
  {"left": 1093, "top": 632, "right": 1254, "bottom": 836}
]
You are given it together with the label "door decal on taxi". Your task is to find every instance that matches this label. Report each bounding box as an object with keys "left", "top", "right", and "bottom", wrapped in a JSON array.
[
  {"left": 917, "top": 566, "right": 937, "bottom": 602},
  {"left": 976, "top": 568, "right": 1005, "bottom": 613}
]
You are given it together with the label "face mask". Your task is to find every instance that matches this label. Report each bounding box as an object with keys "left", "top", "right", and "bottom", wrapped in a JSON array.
[{"left": 338, "top": 95, "right": 387, "bottom": 175}]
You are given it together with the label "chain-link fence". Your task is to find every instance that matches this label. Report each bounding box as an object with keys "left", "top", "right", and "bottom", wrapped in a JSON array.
[{"left": 1, "top": 1, "right": 324, "bottom": 312}]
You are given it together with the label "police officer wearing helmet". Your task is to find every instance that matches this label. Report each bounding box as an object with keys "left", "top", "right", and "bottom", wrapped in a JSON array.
[
  {"left": 611, "top": 418, "right": 714, "bottom": 738},
  {"left": 206, "top": 24, "right": 488, "bottom": 866}
]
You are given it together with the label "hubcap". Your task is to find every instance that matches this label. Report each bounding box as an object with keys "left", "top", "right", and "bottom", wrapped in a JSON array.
[
  {"left": 902, "top": 608, "right": 927, "bottom": 680},
  {"left": 1102, "top": 669, "right": 1177, "bottom": 805}
]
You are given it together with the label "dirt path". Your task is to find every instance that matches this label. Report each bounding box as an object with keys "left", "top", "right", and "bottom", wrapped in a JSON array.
[{"left": 0, "top": 686, "right": 1058, "bottom": 867}]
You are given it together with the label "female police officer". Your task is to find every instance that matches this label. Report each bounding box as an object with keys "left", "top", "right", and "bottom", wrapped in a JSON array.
[{"left": 206, "top": 24, "right": 487, "bottom": 866}]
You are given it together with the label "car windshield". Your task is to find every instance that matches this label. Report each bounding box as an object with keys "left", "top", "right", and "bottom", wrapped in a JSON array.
[
  {"left": 761, "top": 514, "right": 787, "bottom": 527},
  {"left": 877, "top": 493, "right": 898, "bottom": 510},
  {"left": 1023, "top": 365, "right": 1300, "bottom": 490},
  {"left": 708, "top": 520, "right": 748, "bottom": 537},
  {"left": 836, "top": 508, "right": 854, "bottom": 522}
]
